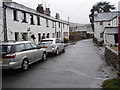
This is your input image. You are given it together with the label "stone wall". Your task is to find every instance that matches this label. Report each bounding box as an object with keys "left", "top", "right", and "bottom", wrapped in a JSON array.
[{"left": 104, "top": 46, "right": 118, "bottom": 70}]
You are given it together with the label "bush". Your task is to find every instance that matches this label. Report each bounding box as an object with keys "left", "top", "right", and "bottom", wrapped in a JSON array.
[
  {"left": 64, "top": 37, "right": 69, "bottom": 43},
  {"left": 102, "top": 78, "right": 120, "bottom": 88},
  {"left": 93, "top": 37, "right": 104, "bottom": 46}
]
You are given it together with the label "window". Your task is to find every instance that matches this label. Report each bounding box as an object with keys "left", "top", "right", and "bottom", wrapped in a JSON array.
[
  {"left": 46, "top": 19, "right": 49, "bottom": 27},
  {"left": 46, "top": 33, "right": 49, "bottom": 38},
  {"left": 1, "top": 45, "right": 15, "bottom": 54},
  {"left": 53, "top": 33, "right": 55, "bottom": 38},
  {"left": 30, "top": 15, "right": 34, "bottom": 25},
  {"left": 31, "top": 43, "right": 38, "bottom": 49},
  {"left": 100, "top": 22, "right": 103, "bottom": 25},
  {"left": 52, "top": 21, "right": 54, "bottom": 28},
  {"left": 37, "top": 16, "right": 40, "bottom": 25},
  {"left": 114, "top": 34, "right": 118, "bottom": 43},
  {"left": 58, "top": 31, "right": 61, "bottom": 38},
  {"left": 13, "top": 10, "right": 18, "bottom": 21},
  {"left": 100, "top": 33, "right": 103, "bottom": 38},
  {"left": 58, "top": 22, "right": 61, "bottom": 28},
  {"left": 16, "top": 44, "right": 25, "bottom": 52},
  {"left": 57, "top": 32, "right": 59, "bottom": 38},
  {"left": 25, "top": 43, "right": 32, "bottom": 50},
  {"left": 22, "top": 11, "right": 27, "bottom": 23},
  {"left": 63, "top": 23, "right": 65, "bottom": 28},
  {"left": 38, "top": 33, "right": 41, "bottom": 42},
  {"left": 42, "top": 33, "right": 45, "bottom": 39},
  {"left": 15, "top": 32, "right": 19, "bottom": 41}
]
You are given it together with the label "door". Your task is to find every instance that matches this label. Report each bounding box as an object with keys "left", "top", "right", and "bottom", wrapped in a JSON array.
[
  {"left": 30, "top": 43, "right": 43, "bottom": 60},
  {"left": 24, "top": 43, "right": 34, "bottom": 63}
]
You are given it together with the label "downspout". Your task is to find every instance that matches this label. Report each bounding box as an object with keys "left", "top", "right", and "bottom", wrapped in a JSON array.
[
  {"left": 3, "top": 2, "right": 7, "bottom": 42},
  {"left": 55, "top": 21, "right": 57, "bottom": 38},
  {"left": 61, "top": 23, "right": 62, "bottom": 41}
]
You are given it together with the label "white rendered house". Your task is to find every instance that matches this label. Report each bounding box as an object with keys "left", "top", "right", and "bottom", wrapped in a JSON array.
[
  {"left": 0, "top": 0, "right": 69, "bottom": 43},
  {"left": 94, "top": 11, "right": 118, "bottom": 46}
]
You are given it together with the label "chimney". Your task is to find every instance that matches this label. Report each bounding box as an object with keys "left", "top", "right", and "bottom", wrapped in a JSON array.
[
  {"left": 55, "top": 13, "right": 60, "bottom": 19},
  {"left": 94, "top": 11, "right": 98, "bottom": 16},
  {"left": 45, "top": 8, "right": 51, "bottom": 16},
  {"left": 36, "top": 4, "right": 44, "bottom": 14}
]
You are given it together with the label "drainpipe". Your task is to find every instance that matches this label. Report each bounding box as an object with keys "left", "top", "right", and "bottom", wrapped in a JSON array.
[
  {"left": 3, "top": 2, "right": 7, "bottom": 42},
  {"left": 61, "top": 23, "right": 62, "bottom": 41},
  {"left": 55, "top": 22, "right": 57, "bottom": 38}
]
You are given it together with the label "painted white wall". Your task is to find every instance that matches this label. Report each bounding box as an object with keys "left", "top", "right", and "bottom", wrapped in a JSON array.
[
  {"left": 119, "top": 1, "right": 120, "bottom": 11},
  {"left": 104, "top": 16, "right": 118, "bottom": 45},
  {"left": 94, "top": 21, "right": 112, "bottom": 42},
  {"left": 94, "top": 22, "right": 104, "bottom": 41},
  {"left": 110, "top": 17, "right": 118, "bottom": 27},
  {"left": 3, "top": 4, "right": 69, "bottom": 43},
  {"left": 104, "top": 34, "right": 115, "bottom": 45}
]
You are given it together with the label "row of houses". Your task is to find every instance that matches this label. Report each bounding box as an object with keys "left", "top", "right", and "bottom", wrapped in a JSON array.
[{"left": 0, "top": 0, "right": 69, "bottom": 43}]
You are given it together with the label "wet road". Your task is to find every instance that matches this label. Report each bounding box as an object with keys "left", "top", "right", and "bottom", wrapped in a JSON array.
[{"left": 3, "top": 39, "right": 105, "bottom": 88}]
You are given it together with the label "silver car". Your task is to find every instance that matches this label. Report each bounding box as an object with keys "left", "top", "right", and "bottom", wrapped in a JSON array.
[
  {"left": 38, "top": 38, "right": 65, "bottom": 55},
  {"left": 0, "top": 41, "right": 47, "bottom": 70}
]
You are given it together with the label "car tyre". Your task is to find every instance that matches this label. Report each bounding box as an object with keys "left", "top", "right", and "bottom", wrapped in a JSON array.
[
  {"left": 62, "top": 48, "right": 65, "bottom": 53},
  {"left": 42, "top": 52, "right": 47, "bottom": 61},
  {"left": 55, "top": 48, "right": 59, "bottom": 56},
  {"left": 22, "top": 59, "right": 28, "bottom": 70}
]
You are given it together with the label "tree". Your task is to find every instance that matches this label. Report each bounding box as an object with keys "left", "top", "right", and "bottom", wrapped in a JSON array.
[{"left": 89, "top": 1, "right": 116, "bottom": 31}]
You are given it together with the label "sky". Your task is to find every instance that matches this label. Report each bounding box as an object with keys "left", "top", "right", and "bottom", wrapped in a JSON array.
[{"left": 12, "top": 0, "right": 119, "bottom": 24}]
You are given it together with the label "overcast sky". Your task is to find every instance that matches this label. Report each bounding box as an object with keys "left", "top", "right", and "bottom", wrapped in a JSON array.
[{"left": 13, "top": 0, "right": 119, "bottom": 24}]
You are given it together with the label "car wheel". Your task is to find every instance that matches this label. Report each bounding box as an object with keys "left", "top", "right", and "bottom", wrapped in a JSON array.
[
  {"left": 62, "top": 48, "right": 65, "bottom": 53},
  {"left": 42, "top": 52, "right": 47, "bottom": 61},
  {"left": 55, "top": 48, "right": 59, "bottom": 56},
  {"left": 22, "top": 59, "right": 28, "bottom": 70}
]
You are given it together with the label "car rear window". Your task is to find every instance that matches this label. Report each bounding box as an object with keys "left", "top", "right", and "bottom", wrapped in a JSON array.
[
  {"left": 1, "top": 45, "right": 15, "bottom": 54},
  {"left": 41, "top": 40, "right": 53, "bottom": 44}
]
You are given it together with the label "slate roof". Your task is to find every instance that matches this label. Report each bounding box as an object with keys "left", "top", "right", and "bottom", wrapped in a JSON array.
[
  {"left": 94, "top": 12, "right": 119, "bottom": 22},
  {"left": 3, "top": 2, "right": 68, "bottom": 24},
  {"left": 105, "top": 27, "right": 118, "bottom": 35}
]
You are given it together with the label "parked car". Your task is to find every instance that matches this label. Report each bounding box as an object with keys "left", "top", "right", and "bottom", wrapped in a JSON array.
[
  {"left": 0, "top": 41, "right": 47, "bottom": 70},
  {"left": 38, "top": 38, "right": 65, "bottom": 55}
]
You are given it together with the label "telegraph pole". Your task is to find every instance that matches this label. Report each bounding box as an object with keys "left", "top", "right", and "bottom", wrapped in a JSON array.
[
  {"left": 68, "top": 17, "right": 69, "bottom": 25},
  {"left": 3, "top": 3, "right": 7, "bottom": 42}
]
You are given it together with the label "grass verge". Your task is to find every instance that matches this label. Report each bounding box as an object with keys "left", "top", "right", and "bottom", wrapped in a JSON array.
[{"left": 102, "top": 78, "right": 120, "bottom": 88}]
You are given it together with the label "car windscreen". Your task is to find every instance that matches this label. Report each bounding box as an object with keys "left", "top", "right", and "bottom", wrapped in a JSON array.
[{"left": 1, "top": 45, "right": 15, "bottom": 54}]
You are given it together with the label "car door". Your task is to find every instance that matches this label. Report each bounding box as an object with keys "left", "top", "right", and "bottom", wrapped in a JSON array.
[
  {"left": 24, "top": 43, "right": 35, "bottom": 63},
  {"left": 31, "top": 43, "right": 43, "bottom": 60},
  {"left": 55, "top": 39, "right": 62, "bottom": 52}
]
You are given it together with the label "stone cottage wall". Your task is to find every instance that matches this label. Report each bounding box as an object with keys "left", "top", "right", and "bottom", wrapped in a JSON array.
[{"left": 104, "top": 46, "right": 118, "bottom": 70}]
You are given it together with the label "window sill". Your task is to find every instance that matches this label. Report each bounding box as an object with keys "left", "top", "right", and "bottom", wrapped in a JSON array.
[
  {"left": 22, "top": 21, "right": 28, "bottom": 23},
  {"left": 37, "top": 24, "right": 41, "bottom": 26},
  {"left": 30, "top": 23, "right": 35, "bottom": 25},
  {"left": 13, "top": 19, "right": 19, "bottom": 22}
]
